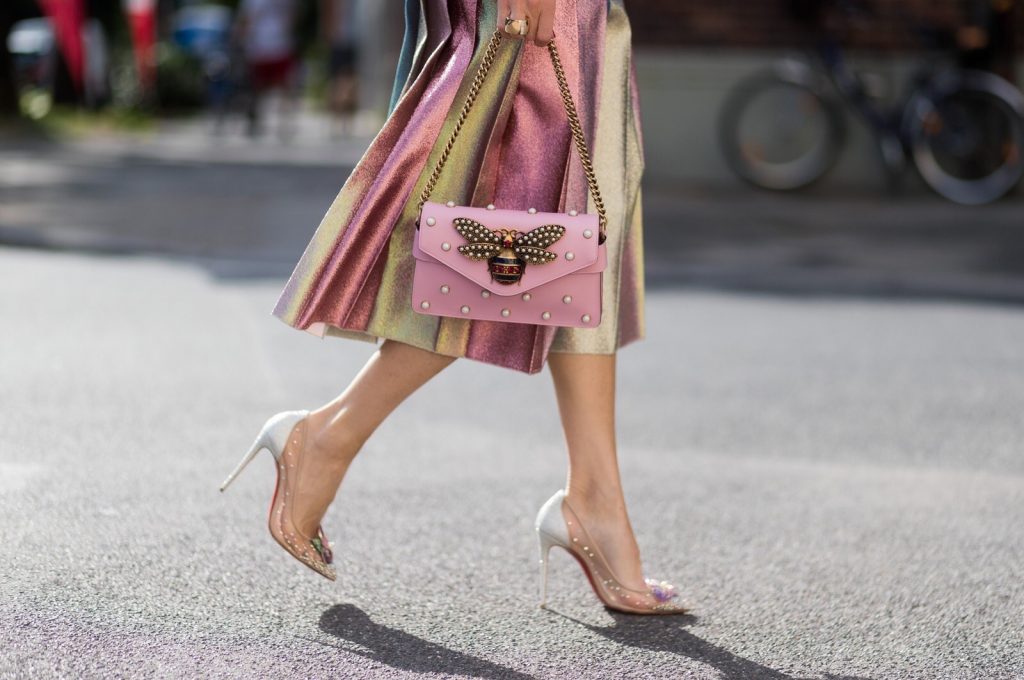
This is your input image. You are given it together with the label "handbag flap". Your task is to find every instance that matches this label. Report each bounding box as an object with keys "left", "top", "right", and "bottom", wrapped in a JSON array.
[{"left": 414, "top": 201, "right": 605, "bottom": 296}]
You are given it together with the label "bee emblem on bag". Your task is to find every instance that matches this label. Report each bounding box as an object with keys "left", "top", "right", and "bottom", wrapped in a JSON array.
[{"left": 452, "top": 218, "right": 565, "bottom": 285}]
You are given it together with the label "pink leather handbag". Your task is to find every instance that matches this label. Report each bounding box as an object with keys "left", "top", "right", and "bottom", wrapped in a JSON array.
[
  {"left": 411, "top": 31, "right": 608, "bottom": 328},
  {"left": 412, "top": 201, "right": 604, "bottom": 326}
]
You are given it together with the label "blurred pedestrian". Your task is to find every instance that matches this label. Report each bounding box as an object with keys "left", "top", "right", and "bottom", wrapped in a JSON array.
[
  {"left": 956, "top": 0, "right": 1018, "bottom": 81},
  {"left": 221, "top": 0, "right": 689, "bottom": 615},
  {"left": 321, "top": 0, "right": 360, "bottom": 137},
  {"left": 235, "top": 0, "right": 299, "bottom": 139}
]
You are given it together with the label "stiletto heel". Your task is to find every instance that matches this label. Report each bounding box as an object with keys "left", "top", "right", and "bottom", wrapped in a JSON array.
[
  {"left": 219, "top": 434, "right": 268, "bottom": 492},
  {"left": 533, "top": 489, "right": 688, "bottom": 615},
  {"left": 220, "top": 410, "right": 337, "bottom": 581},
  {"left": 537, "top": 529, "right": 560, "bottom": 608}
]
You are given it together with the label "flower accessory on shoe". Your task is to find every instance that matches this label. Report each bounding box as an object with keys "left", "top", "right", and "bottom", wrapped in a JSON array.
[
  {"left": 645, "top": 578, "right": 679, "bottom": 603},
  {"left": 312, "top": 529, "right": 333, "bottom": 565}
]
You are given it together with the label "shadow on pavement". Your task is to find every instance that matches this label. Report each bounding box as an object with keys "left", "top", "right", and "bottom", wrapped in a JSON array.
[
  {"left": 548, "top": 607, "right": 874, "bottom": 680},
  {"left": 317, "top": 604, "right": 535, "bottom": 679}
]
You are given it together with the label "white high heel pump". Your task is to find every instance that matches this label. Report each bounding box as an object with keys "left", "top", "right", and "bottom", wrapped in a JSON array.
[
  {"left": 535, "top": 489, "right": 688, "bottom": 614},
  {"left": 220, "top": 410, "right": 336, "bottom": 581}
]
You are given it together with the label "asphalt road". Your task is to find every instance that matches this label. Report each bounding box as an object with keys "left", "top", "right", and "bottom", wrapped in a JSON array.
[{"left": 1, "top": 245, "right": 1022, "bottom": 679}]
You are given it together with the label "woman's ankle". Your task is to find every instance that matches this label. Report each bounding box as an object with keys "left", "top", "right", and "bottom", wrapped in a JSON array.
[
  {"left": 306, "top": 408, "right": 365, "bottom": 463},
  {"left": 565, "top": 482, "right": 628, "bottom": 518}
]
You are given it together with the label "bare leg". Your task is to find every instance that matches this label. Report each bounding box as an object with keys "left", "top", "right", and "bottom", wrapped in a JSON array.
[
  {"left": 547, "top": 351, "right": 647, "bottom": 590},
  {"left": 290, "top": 340, "right": 456, "bottom": 536}
]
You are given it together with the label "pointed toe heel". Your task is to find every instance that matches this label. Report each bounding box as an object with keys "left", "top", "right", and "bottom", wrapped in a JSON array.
[
  {"left": 221, "top": 410, "right": 337, "bottom": 581},
  {"left": 533, "top": 489, "right": 689, "bottom": 615}
]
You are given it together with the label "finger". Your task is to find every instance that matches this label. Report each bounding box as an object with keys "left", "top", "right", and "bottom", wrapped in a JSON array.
[
  {"left": 524, "top": 6, "right": 540, "bottom": 45},
  {"left": 534, "top": 8, "right": 554, "bottom": 46},
  {"left": 521, "top": 0, "right": 539, "bottom": 44},
  {"left": 497, "top": 0, "right": 510, "bottom": 30}
]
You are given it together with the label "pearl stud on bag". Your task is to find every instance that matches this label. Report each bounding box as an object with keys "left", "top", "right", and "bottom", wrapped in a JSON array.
[{"left": 411, "top": 30, "right": 608, "bottom": 328}]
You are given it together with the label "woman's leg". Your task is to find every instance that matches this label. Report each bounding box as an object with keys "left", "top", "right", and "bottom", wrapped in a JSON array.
[
  {"left": 547, "top": 351, "right": 647, "bottom": 590},
  {"left": 290, "top": 339, "right": 456, "bottom": 536}
]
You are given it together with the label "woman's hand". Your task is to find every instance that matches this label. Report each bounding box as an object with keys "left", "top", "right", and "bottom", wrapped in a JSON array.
[{"left": 497, "top": 0, "right": 556, "bottom": 47}]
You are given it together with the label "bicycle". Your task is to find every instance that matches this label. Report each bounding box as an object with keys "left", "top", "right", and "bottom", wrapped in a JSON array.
[{"left": 717, "top": 0, "right": 1024, "bottom": 205}]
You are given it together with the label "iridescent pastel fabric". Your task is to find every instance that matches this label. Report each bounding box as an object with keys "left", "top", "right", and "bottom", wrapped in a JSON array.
[{"left": 272, "top": 0, "right": 645, "bottom": 374}]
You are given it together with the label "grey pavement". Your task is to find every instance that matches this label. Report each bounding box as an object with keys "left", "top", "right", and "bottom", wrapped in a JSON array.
[{"left": 2, "top": 249, "right": 1024, "bottom": 678}]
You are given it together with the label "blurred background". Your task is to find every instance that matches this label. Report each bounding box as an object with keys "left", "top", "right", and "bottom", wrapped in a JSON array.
[{"left": 1, "top": 0, "right": 1023, "bottom": 291}]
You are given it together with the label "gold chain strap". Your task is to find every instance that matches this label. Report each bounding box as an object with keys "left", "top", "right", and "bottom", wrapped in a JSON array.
[
  {"left": 547, "top": 35, "right": 608, "bottom": 237},
  {"left": 417, "top": 30, "right": 608, "bottom": 240}
]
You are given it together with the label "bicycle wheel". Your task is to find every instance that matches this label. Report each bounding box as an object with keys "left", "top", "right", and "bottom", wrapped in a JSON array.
[
  {"left": 906, "top": 69, "right": 1024, "bottom": 205},
  {"left": 719, "top": 62, "right": 847, "bottom": 190}
]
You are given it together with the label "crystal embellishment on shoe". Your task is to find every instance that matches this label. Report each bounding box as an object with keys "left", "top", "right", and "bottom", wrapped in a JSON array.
[
  {"left": 312, "top": 531, "right": 333, "bottom": 565},
  {"left": 645, "top": 578, "right": 678, "bottom": 603},
  {"left": 644, "top": 577, "right": 687, "bottom": 612}
]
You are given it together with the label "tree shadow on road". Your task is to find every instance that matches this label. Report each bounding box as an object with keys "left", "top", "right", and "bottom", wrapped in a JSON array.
[
  {"left": 545, "top": 607, "right": 874, "bottom": 680},
  {"left": 317, "top": 603, "right": 535, "bottom": 679}
]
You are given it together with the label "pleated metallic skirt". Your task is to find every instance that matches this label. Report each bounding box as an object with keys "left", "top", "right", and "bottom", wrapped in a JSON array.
[{"left": 272, "top": 0, "right": 645, "bottom": 374}]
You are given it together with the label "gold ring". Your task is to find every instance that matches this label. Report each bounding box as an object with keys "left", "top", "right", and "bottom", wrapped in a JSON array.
[{"left": 504, "top": 16, "right": 528, "bottom": 36}]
